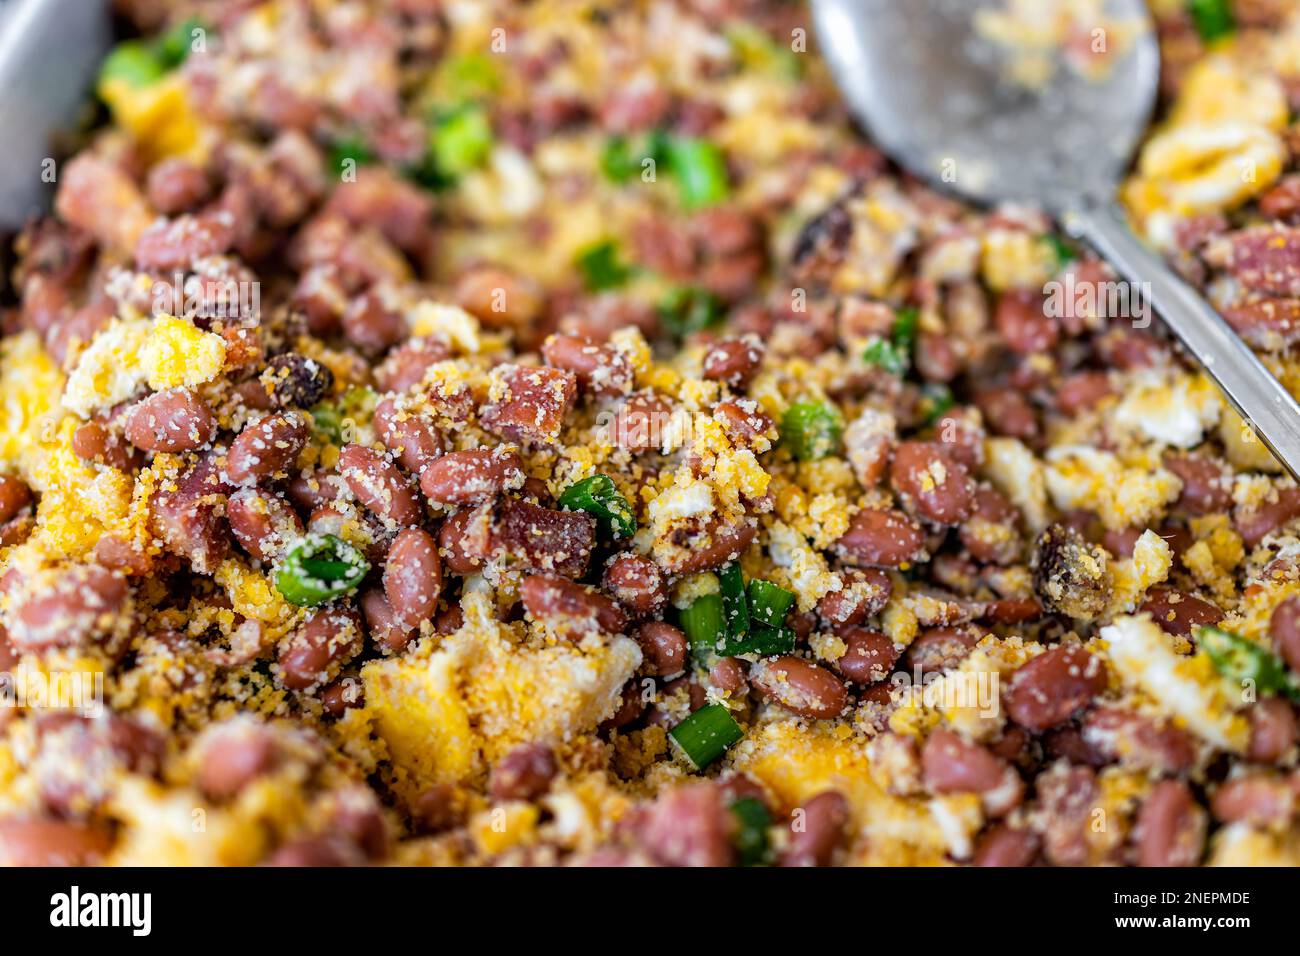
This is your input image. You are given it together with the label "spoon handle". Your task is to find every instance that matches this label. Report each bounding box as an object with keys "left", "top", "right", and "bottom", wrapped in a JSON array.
[{"left": 1065, "top": 201, "right": 1300, "bottom": 481}]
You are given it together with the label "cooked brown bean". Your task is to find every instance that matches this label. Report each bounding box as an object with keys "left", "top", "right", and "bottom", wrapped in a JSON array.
[
  {"left": 8, "top": 564, "right": 128, "bottom": 652},
  {"left": 287, "top": 469, "right": 348, "bottom": 513},
  {"left": 278, "top": 605, "right": 364, "bottom": 690},
  {"left": 751, "top": 655, "right": 849, "bottom": 719},
  {"left": 922, "top": 728, "right": 1023, "bottom": 816},
  {"left": 198, "top": 722, "right": 281, "bottom": 801},
  {"left": 438, "top": 509, "right": 487, "bottom": 574},
  {"left": 1164, "top": 453, "right": 1233, "bottom": 515},
  {"left": 1004, "top": 645, "right": 1109, "bottom": 731},
  {"left": 835, "top": 627, "right": 901, "bottom": 685},
  {"left": 890, "top": 441, "right": 974, "bottom": 525},
  {"left": 613, "top": 391, "right": 675, "bottom": 454},
  {"left": 994, "top": 289, "right": 1057, "bottom": 355},
  {"left": 411, "top": 784, "right": 466, "bottom": 834},
  {"left": 226, "top": 411, "right": 311, "bottom": 484},
  {"left": 1211, "top": 774, "right": 1294, "bottom": 826},
  {"left": 778, "top": 790, "right": 849, "bottom": 867},
  {"left": 1236, "top": 487, "right": 1300, "bottom": 549},
  {"left": 1248, "top": 697, "right": 1298, "bottom": 763},
  {"left": 149, "top": 453, "right": 231, "bottom": 572},
  {"left": 634, "top": 781, "right": 735, "bottom": 866},
  {"left": 341, "top": 287, "right": 407, "bottom": 355},
  {"left": 520, "top": 574, "right": 627, "bottom": 636},
  {"left": 320, "top": 676, "right": 365, "bottom": 716},
  {"left": 489, "top": 743, "right": 557, "bottom": 802},
  {"left": 1080, "top": 705, "right": 1196, "bottom": 774},
  {"left": 542, "top": 333, "right": 634, "bottom": 397},
  {"left": 419, "top": 448, "right": 524, "bottom": 506},
  {"left": 72, "top": 420, "right": 140, "bottom": 472},
  {"left": 123, "top": 388, "right": 217, "bottom": 452},
  {"left": 0, "top": 818, "right": 112, "bottom": 866},
  {"left": 260, "top": 352, "right": 334, "bottom": 410},
  {"left": 603, "top": 553, "right": 667, "bottom": 616},
  {"left": 1055, "top": 370, "right": 1112, "bottom": 416},
  {"left": 0, "top": 475, "right": 31, "bottom": 524},
  {"left": 959, "top": 486, "right": 1020, "bottom": 564},
  {"left": 479, "top": 364, "right": 577, "bottom": 445},
  {"left": 1135, "top": 779, "right": 1205, "bottom": 868},
  {"left": 702, "top": 336, "right": 764, "bottom": 388},
  {"left": 384, "top": 527, "right": 442, "bottom": 631},
  {"left": 338, "top": 443, "right": 424, "bottom": 526},
  {"left": 1141, "top": 587, "right": 1223, "bottom": 637},
  {"left": 974, "top": 387, "right": 1038, "bottom": 441},
  {"left": 600, "top": 680, "right": 647, "bottom": 732},
  {"left": 972, "top": 825, "right": 1040, "bottom": 867},
  {"left": 633, "top": 621, "right": 687, "bottom": 677},
  {"left": 661, "top": 518, "right": 758, "bottom": 575},
  {"left": 265, "top": 836, "right": 356, "bottom": 867},
  {"left": 903, "top": 626, "right": 984, "bottom": 674},
  {"left": 817, "top": 568, "right": 892, "bottom": 627},
  {"left": 374, "top": 336, "right": 452, "bottom": 393},
  {"left": 374, "top": 398, "right": 444, "bottom": 475},
  {"left": 834, "top": 507, "right": 927, "bottom": 568},
  {"left": 145, "top": 157, "right": 211, "bottom": 214},
  {"left": 226, "top": 487, "right": 303, "bottom": 563},
  {"left": 1035, "top": 764, "right": 1099, "bottom": 866},
  {"left": 360, "top": 587, "right": 414, "bottom": 654},
  {"left": 1271, "top": 596, "right": 1300, "bottom": 673},
  {"left": 708, "top": 656, "right": 749, "bottom": 696},
  {"left": 712, "top": 397, "right": 776, "bottom": 451}
]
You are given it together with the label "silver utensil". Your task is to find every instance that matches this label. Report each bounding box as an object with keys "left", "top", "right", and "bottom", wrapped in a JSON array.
[{"left": 812, "top": 0, "right": 1300, "bottom": 478}]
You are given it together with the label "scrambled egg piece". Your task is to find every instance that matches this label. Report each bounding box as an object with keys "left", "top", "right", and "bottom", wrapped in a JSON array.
[
  {"left": 1112, "top": 370, "right": 1222, "bottom": 449},
  {"left": 1044, "top": 445, "right": 1181, "bottom": 531}
]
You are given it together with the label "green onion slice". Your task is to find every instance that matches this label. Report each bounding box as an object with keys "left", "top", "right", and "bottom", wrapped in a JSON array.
[
  {"left": 669, "top": 703, "right": 744, "bottom": 770},
  {"left": 1198, "top": 626, "right": 1299, "bottom": 700},
  {"left": 919, "top": 383, "right": 955, "bottom": 426},
  {"left": 781, "top": 400, "right": 842, "bottom": 461},
  {"left": 275, "top": 533, "right": 370, "bottom": 607},
  {"left": 719, "top": 562, "right": 750, "bottom": 641},
  {"left": 575, "top": 239, "right": 634, "bottom": 292},
  {"left": 681, "top": 592, "right": 726, "bottom": 664},
  {"left": 1187, "top": 0, "right": 1234, "bottom": 43},
  {"left": 429, "top": 105, "right": 494, "bottom": 179},
  {"left": 746, "top": 579, "right": 795, "bottom": 628},
  {"left": 558, "top": 474, "right": 636, "bottom": 539},
  {"left": 729, "top": 797, "right": 773, "bottom": 866},
  {"left": 99, "top": 41, "right": 167, "bottom": 89},
  {"left": 722, "top": 622, "right": 796, "bottom": 658},
  {"left": 666, "top": 137, "right": 730, "bottom": 210},
  {"left": 658, "top": 286, "right": 724, "bottom": 340}
]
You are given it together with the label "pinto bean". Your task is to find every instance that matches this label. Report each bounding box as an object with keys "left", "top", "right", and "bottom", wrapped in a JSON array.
[
  {"left": 419, "top": 448, "right": 524, "bottom": 506},
  {"left": 1141, "top": 587, "right": 1223, "bottom": 637},
  {"left": 438, "top": 509, "right": 487, "bottom": 574},
  {"left": 278, "top": 605, "right": 364, "bottom": 690},
  {"left": 778, "top": 790, "right": 849, "bottom": 867},
  {"left": 834, "top": 507, "right": 927, "bottom": 568},
  {"left": 374, "top": 398, "right": 444, "bottom": 475},
  {"left": 1164, "top": 453, "right": 1232, "bottom": 515},
  {"left": 1004, "top": 645, "right": 1109, "bottom": 731},
  {"left": 149, "top": 453, "right": 231, "bottom": 571},
  {"left": 890, "top": 441, "right": 974, "bottom": 525},
  {"left": 542, "top": 333, "right": 634, "bottom": 397},
  {"left": 972, "top": 825, "right": 1040, "bottom": 867},
  {"left": 702, "top": 336, "right": 764, "bottom": 389},
  {"left": 0, "top": 475, "right": 31, "bottom": 524},
  {"left": 712, "top": 398, "right": 776, "bottom": 451},
  {"left": 0, "top": 818, "right": 112, "bottom": 866},
  {"left": 603, "top": 553, "right": 667, "bottom": 616},
  {"left": 198, "top": 722, "right": 281, "bottom": 801},
  {"left": 751, "top": 656, "right": 849, "bottom": 719},
  {"left": 1211, "top": 774, "right": 1294, "bottom": 826},
  {"left": 708, "top": 656, "right": 749, "bottom": 696},
  {"left": 520, "top": 573, "right": 627, "bottom": 636},
  {"left": 613, "top": 392, "right": 675, "bottom": 454},
  {"left": 1135, "top": 779, "right": 1205, "bottom": 867},
  {"left": 1248, "top": 697, "right": 1299, "bottom": 763},
  {"left": 8, "top": 564, "right": 129, "bottom": 653},
  {"left": 226, "top": 411, "right": 311, "bottom": 484},
  {"left": 817, "top": 568, "right": 891, "bottom": 627},
  {"left": 383, "top": 527, "right": 442, "bottom": 631},
  {"left": 338, "top": 443, "right": 424, "bottom": 526},
  {"left": 835, "top": 627, "right": 901, "bottom": 685},
  {"left": 360, "top": 588, "right": 414, "bottom": 653},
  {"left": 227, "top": 487, "right": 303, "bottom": 563},
  {"left": 922, "top": 728, "right": 1023, "bottom": 816},
  {"left": 123, "top": 388, "right": 217, "bottom": 452},
  {"left": 633, "top": 621, "right": 687, "bottom": 677},
  {"left": 489, "top": 743, "right": 557, "bottom": 802},
  {"left": 1271, "top": 596, "right": 1300, "bottom": 673}
]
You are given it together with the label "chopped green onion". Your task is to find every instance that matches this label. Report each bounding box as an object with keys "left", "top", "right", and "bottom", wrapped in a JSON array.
[
  {"left": 891, "top": 306, "right": 919, "bottom": 354},
  {"left": 666, "top": 137, "right": 730, "bottom": 210},
  {"left": 434, "top": 52, "right": 501, "bottom": 104},
  {"left": 726, "top": 23, "right": 801, "bottom": 79},
  {"left": 275, "top": 533, "right": 370, "bottom": 607},
  {"left": 658, "top": 286, "right": 724, "bottom": 340},
  {"left": 1186, "top": 0, "right": 1234, "bottom": 43},
  {"left": 558, "top": 474, "right": 636, "bottom": 539},
  {"left": 155, "top": 17, "right": 206, "bottom": 68},
  {"left": 919, "top": 383, "right": 955, "bottom": 426},
  {"left": 729, "top": 797, "right": 773, "bottom": 866},
  {"left": 863, "top": 306, "right": 919, "bottom": 376},
  {"left": 429, "top": 105, "right": 494, "bottom": 179},
  {"left": 719, "top": 562, "right": 750, "bottom": 640},
  {"left": 600, "top": 136, "right": 641, "bottom": 183},
  {"left": 669, "top": 703, "right": 744, "bottom": 770},
  {"left": 722, "top": 622, "right": 796, "bottom": 658},
  {"left": 781, "top": 400, "right": 842, "bottom": 461},
  {"left": 746, "top": 579, "right": 795, "bottom": 628},
  {"left": 1041, "top": 233, "right": 1077, "bottom": 273},
  {"left": 680, "top": 592, "right": 726, "bottom": 664},
  {"left": 98, "top": 41, "right": 167, "bottom": 89},
  {"left": 575, "top": 239, "right": 635, "bottom": 292},
  {"left": 861, "top": 338, "right": 908, "bottom": 376},
  {"left": 327, "top": 135, "right": 376, "bottom": 172},
  {"left": 1198, "top": 626, "right": 1299, "bottom": 700},
  {"left": 310, "top": 404, "right": 344, "bottom": 444}
]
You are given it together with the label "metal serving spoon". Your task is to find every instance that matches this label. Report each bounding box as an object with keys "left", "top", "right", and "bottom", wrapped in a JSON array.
[{"left": 812, "top": 0, "right": 1300, "bottom": 478}]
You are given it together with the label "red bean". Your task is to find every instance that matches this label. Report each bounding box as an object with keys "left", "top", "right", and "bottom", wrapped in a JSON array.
[
  {"left": 1004, "top": 645, "right": 1109, "bottom": 731},
  {"left": 0, "top": 818, "right": 112, "bottom": 866},
  {"left": 123, "top": 388, "right": 217, "bottom": 452},
  {"left": 701, "top": 336, "right": 764, "bottom": 389},
  {"left": 1271, "top": 596, "right": 1300, "bottom": 673},
  {"left": 834, "top": 627, "right": 901, "bottom": 685},
  {"left": 542, "top": 333, "right": 634, "bottom": 397},
  {"left": 817, "top": 568, "right": 892, "bottom": 627},
  {"left": 974, "top": 387, "right": 1039, "bottom": 441},
  {"left": 374, "top": 336, "right": 451, "bottom": 393},
  {"left": 1080, "top": 705, "right": 1196, "bottom": 774},
  {"left": 922, "top": 728, "right": 1023, "bottom": 816},
  {"left": 1135, "top": 779, "right": 1205, "bottom": 867},
  {"left": 634, "top": 782, "right": 734, "bottom": 866},
  {"left": 660, "top": 518, "right": 758, "bottom": 575},
  {"left": 341, "top": 287, "right": 407, "bottom": 355},
  {"left": 972, "top": 825, "right": 1040, "bottom": 867},
  {"left": 1248, "top": 697, "right": 1298, "bottom": 763},
  {"left": 419, "top": 448, "right": 524, "bottom": 506},
  {"left": 321, "top": 676, "right": 365, "bottom": 715},
  {"left": 72, "top": 420, "right": 141, "bottom": 472},
  {"left": 603, "top": 553, "right": 667, "bottom": 616},
  {"left": 712, "top": 398, "right": 776, "bottom": 451},
  {"left": 438, "top": 509, "right": 487, "bottom": 574},
  {"left": 613, "top": 392, "right": 676, "bottom": 454},
  {"left": 633, "top": 621, "right": 687, "bottom": 677},
  {"left": 374, "top": 398, "right": 444, "bottom": 475},
  {"left": 1055, "top": 371, "right": 1112, "bottom": 416},
  {"left": 778, "top": 790, "right": 849, "bottom": 867},
  {"left": 145, "top": 157, "right": 212, "bottom": 214},
  {"left": 1236, "top": 487, "right": 1300, "bottom": 549},
  {"left": 278, "top": 605, "right": 364, "bottom": 690},
  {"left": 708, "top": 656, "right": 749, "bottom": 696},
  {"left": 198, "top": 722, "right": 281, "bottom": 800},
  {"left": 959, "top": 486, "right": 1021, "bottom": 564},
  {"left": 1164, "top": 453, "right": 1232, "bottom": 515},
  {"left": 489, "top": 743, "right": 557, "bottom": 802},
  {"left": 149, "top": 452, "right": 231, "bottom": 572},
  {"left": 383, "top": 527, "right": 442, "bottom": 631},
  {"left": 8, "top": 564, "right": 129, "bottom": 652},
  {"left": 520, "top": 573, "right": 627, "bottom": 637},
  {"left": 890, "top": 441, "right": 974, "bottom": 525},
  {"left": 360, "top": 588, "right": 413, "bottom": 654},
  {"left": 834, "top": 507, "right": 927, "bottom": 568},
  {"left": 226, "top": 411, "right": 310, "bottom": 484},
  {"left": 265, "top": 837, "right": 357, "bottom": 867},
  {"left": 903, "top": 626, "right": 984, "bottom": 674},
  {"left": 751, "top": 655, "right": 849, "bottom": 719},
  {"left": 1211, "top": 774, "right": 1294, "bottom": 826},
  {"left": 479, "top": 364, "right": 577, "bottom": 445},
  {"left": 411, "top": 784, "right": 466, "bottom": 834},
  {"left": 226, "top": 487, "right": 303, "bottom": 563},
  {"left": 1141, "top": 587, "right": 1223, "bottom": 637},
  {"left": 338, "top": 443, "right": 424, "bottom": 526},
  {"left": 0, "top": 475, "right": 32, "bottom": 524},
  {"left": 994, "top": 289, "right": 1057, "bottom": 355}
]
